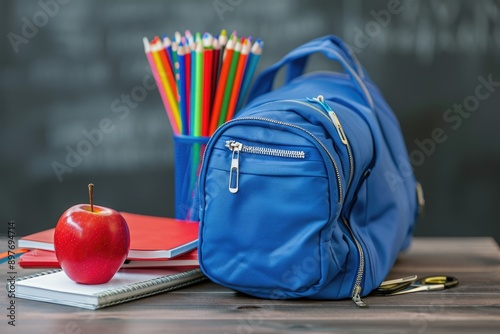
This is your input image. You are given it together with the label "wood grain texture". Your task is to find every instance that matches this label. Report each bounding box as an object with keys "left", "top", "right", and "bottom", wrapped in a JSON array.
[{"left": 1, "top": 237, "right": 499, "bottom": 334}]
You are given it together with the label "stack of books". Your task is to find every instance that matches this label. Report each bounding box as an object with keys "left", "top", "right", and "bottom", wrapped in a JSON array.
[
  {"left": 18, "top": 212, "right": 200, "bottom": 268},
  {"left": 11, "top": 212, "right": 205, "bottom": 309}
]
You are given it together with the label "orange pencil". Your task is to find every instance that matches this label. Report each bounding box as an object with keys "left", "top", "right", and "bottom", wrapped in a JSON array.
[
  {"left": 153, "top": 39, "right": 179, "bottom": 104},
  {"left": 202, "top": 33, "right": 214, "bottom": 137},
  {"left": 225, "top": 38, "right": 250, "bottom": 121},
  {"left": 209, "top": 37, "right": 235, "bottom": 134},
  {"left": 211, "top": 37, "right": 220, "bottom": 105}
]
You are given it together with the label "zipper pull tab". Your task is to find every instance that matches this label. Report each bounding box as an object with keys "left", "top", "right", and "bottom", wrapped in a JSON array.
[
  {"left": 307, "top": 95, "right": 348, "bottom": 145},
  {"left": 352, "top": 285, "right": 368, "bottom": 307},
  {"left": 226, "top": 141, "right": 242, "bottom": 193}
]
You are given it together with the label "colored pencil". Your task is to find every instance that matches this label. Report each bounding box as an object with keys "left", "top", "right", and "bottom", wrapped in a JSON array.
[
  {"left": 236, "top": 38, "right": 263, "bottom": 111},
  {"left": 152, "top": 41, "right": 181, "bottom": 132},
  {"left": 144, "top": 31, "right": 263, "bottom": 138},
  {"left": 185, "top": 30, "right": 195, "bottom": 49},
  {"left": 183, "top": 37, "right": 191, "bottom": 132},
  {"left": 202, "top": 33, "right": 214, "bottom": 137},
  {"left": 194, "top": 34, "right": 204, "bottom": 136},
  {"left": 0, "top": 248, "right": 28, "bottom": 264},
  {"left": 190, "top": 37, "right": 197, "bottom": 135},
  {"left": 171, "top": 41, "right": 180, "bottom": 99},
  {"left": 154, "top": 39, "right": 179, "bottom": 106},
  {"left": 218, "top": 38, "right": 241, "bottom": 127},
  {"left": 143, "top": 37, "right": 180, "bottom": 135},
  {"left": 177, "top": 43, "right": 188, "bottom": 134},
  {"left": 218, "top": 29, "right": 227, "bottom": 73},
  {"left": 162, "top": 35, "right": 174, "bottom": 66},
  {"left": 174, "top": 31, "right": 182, "bottom": 44},
  {"left": 226, "top": 38, "right": 251, "bottom": 121},
  {"left": 209, "top": 36, "right": 234, "bottom": 134},
  {"left": 156, "top": 39, "right": 181, "bottom": 120},
  {"left": 211, "top": 37, "right": 220, "bottom": 106}
]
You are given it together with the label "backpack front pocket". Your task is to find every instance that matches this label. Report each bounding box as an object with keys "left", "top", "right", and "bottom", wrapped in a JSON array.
[{"left": 200, "top": 135, "right": 341, "bottom": 297}]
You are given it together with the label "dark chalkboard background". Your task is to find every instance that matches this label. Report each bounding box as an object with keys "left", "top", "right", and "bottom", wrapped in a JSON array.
[{"left": 1, "top": 0, "right": 499, "bottom": 242}]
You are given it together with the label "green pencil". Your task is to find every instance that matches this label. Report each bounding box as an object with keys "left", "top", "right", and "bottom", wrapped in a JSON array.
[
  {"left": 218, "top": 38, "right": 241, "bottom": 126},
  {"left": 194, "top": 33, "right": 204, "bottom": 136}
]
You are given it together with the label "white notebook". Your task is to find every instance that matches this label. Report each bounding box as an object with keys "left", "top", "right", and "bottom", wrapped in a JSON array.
[{"left": 12, "top": 268, "right": 205, "bottom": 310}]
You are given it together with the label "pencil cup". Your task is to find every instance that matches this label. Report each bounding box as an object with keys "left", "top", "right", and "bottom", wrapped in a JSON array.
[{"left": 173, "top": 135, "right": 210, "bottom": 221}]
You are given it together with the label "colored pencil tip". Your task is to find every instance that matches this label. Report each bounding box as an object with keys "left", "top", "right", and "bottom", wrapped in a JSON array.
[
  {"left": 213, "top": 38, "right": 220, "bottom": 49},
  {"left": 220, "top": 29, "right": 227, "bottom": 37},
  {"left": 225, "top": 36, "right": 235, "bottom": 49},
  {"left": 174, "top": 31, "right": 182, "bottom": 43},
  {"left": 142, "top": 37, "right": 151, "bottom": 53},
  {"left": 203, "top": 36, "right": 212, "bottom": 48},
  {"left": 196, "top": 40, "right": 203, "bottom": 52},
  {"left": 163, "top": 36, "right": 172, "bottom": 46},
  {"left": 251, "top": 39, "right": 263, "bottom": 54},
  {"left": 234, "top": 41, "right": 242, "bottom": 52}
]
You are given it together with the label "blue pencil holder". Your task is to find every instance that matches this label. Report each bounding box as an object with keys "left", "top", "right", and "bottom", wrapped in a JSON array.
[{"left": 173, "top": 135, "right": 210, "bottom": 221}]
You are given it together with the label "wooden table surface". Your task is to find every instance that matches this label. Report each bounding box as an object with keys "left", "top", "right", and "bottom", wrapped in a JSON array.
[{"left": 2, "top": 237, "right": 499, "bottom": 334}]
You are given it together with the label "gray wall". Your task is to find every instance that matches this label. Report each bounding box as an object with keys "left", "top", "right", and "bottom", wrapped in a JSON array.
[{"left": 1, "top": 0, "right": 499, "bottom": 242}]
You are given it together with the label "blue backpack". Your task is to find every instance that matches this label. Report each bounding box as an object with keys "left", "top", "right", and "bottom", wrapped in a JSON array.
[{"left": 197, "top": 35, "right": 423, "bottom": 306}]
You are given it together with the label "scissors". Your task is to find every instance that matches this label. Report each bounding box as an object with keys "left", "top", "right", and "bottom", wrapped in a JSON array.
[{"left": 373, "top": 275, "right": 459, "bottom": 296}]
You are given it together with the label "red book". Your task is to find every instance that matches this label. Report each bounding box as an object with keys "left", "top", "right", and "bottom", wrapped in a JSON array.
[
  {"left": 18, "top": 212, "right": 199, "bottom": 259},
  {"left": 19, "top": 249, "right": 199, "bottom": 269}
]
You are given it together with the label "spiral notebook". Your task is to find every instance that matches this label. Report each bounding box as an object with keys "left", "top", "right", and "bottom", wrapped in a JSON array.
[{"left": 12, "top": 267, "right": 206, "bottom": 310}]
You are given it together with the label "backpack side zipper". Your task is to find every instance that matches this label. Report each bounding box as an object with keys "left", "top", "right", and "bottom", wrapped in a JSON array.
[{"left": 343, "top": 217, "right": 367, "bottom": 307}]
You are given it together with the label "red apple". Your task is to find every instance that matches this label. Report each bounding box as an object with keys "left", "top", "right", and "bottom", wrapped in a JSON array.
[{"left": 54, "top": 184, "right": 130, "bottom": 284}]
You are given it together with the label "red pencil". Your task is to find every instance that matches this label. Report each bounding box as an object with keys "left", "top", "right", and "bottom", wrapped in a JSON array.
[
  {"left": 225, "top": 38, "right": 250, "bottom": 122},
  {"left": 184, "top": 38, "right": 191, "bottom": 132},
  {"left": 209, "top": 37, "right": 235, "bottom": 134},
  {"left": 202, "top": 33, "right": 214, "bottom": 137},
  {"left": 211, "top": 38, "right": 220, "bottom": 106}
]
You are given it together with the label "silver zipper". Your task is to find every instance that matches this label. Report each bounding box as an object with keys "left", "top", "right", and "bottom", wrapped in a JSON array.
[
  {"left": 226, "top": 141, "right": 243, "bottom": 193},
  {"left": 305, "top": 96, "right": 354, "bottom": 193},
  {"left": 226, "top": 141, "right": 306, "bottom": 159},
  {"left": 225, "top": 140, "right": 306, "bottom": 193},
  {"left": 217, "top": 117, "right": 343, "bottom": 202},
  {"left": 343, "top": 217, "right": 367, "bottom": 307}
]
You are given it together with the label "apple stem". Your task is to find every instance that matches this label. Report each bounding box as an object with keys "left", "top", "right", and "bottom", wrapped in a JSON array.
[{"left": 88, "top": 183, "right": 94, "bottom": 212}]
